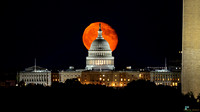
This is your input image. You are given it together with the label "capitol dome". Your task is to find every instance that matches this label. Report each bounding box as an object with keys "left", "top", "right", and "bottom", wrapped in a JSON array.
[
  {"left": 89, "top": 39, "right": 111, "bottom": 51},
  {"left": 89, "top": 24, "right": 111, "bottom": 51},
  {"left": 86, "top": 23, "right": 115, "bottom": 70}
]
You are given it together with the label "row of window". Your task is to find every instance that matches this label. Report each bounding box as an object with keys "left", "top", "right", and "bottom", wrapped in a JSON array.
[
  {"left": 153, "top": 75, "right": 180, "bottom": 80},
  {"left": 22, "top": 78, "right": 47, "bottom": 82},
  {"left": 84, "top": 78, "right": 131, "bottom": 82},
  {"left": 87, "top": 60, "right": 114, "bottom": 65},
  {"left": 52, "top": 79, "right": 59, "bottom": 81},
  {"left": 21, "top": 75, "right": 49, "bottom": 78},
  {"left": 155, "top": 82, "right": 178, "bottom": 86},
  {"left": 153, "top": 78, "right": 180, "bottom": 82},
  {"left": 62, "top": 75, "right": 80, "bottom": 77},
  {"left": 52, "top": 75, "right": 59, "bottom": 77},
  {"left": 83, "top": 74, "right": 137, "bottom": 79},
  {"left": 153, "top": 74, "right": 180, "bottom": 77},
  {"left": 89, "top": 52, "right": 111, "bottom": 56},
  {"left": 83, "top": 82, "right": 127, "bottom": 87}
]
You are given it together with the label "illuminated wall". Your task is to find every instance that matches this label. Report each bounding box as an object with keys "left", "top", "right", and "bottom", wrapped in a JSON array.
[
  {"left": 150, "top": 71, "right": 181, "bottom": 87},
  {"left": 86, "top": 59, "right": 114, "bottom": 66},
  {"left": 80, "top": 71, "right": 140, "bottom": 87},
  {"left": 19, "top": 72, "right": 51, "bottom": 86},
  {"left": 59, "top": 71, "right": 81, "bottom": 83},
  {"left": 182, "top": 0, "right": 200, "bottom": 97}
]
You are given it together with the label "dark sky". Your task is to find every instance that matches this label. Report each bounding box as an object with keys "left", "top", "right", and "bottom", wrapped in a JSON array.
[{"left": 0, "top": 0, "right": 182, "bottom": 73}]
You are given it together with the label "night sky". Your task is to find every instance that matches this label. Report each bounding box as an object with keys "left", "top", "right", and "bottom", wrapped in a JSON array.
[{"left": 0, "top": 0, "right": 182, "bottom": 74}]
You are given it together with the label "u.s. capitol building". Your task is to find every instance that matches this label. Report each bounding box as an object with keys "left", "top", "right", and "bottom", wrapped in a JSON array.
[{"left": 17, "top": 24, "right": 180, "bottom": 88}]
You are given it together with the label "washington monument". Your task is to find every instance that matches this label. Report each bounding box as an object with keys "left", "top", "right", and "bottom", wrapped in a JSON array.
[{"left": 182, "top": 0, "right": 200, "bottom": 98}]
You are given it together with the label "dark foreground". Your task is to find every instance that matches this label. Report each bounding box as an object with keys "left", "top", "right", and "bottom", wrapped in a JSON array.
[{"left": 1, "top": 80, "right": 199, "bottom": 112}]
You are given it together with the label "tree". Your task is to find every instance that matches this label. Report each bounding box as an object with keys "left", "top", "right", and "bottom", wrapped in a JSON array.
[
  {"left": 18, "top": 80, "right": 25, "bottom": 87},
  {"left": 197, "top": 93, "right": 200, "bottom": 102},
  {"left": 184, "top": 91, "right": 198, "bottom": 109},
  {"left": 126, "top": 79, "right": 156, "bottom": 89},
  {"left": 64, "top": 78, "right": 82, "bottom": 88}
]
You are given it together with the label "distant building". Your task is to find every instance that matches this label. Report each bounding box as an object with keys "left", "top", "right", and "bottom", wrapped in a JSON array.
[
  {"left": 18, "top": 66, "right": 51, "bottom": 86},
  {"left": 0, "top": 73, "right": 17, "bottom": 87},
  {"left": 80, "top": 70, "right": 140, "bottom": 87},
  {"left": 139, "top": 71, "right": 150, "bottom": 81},
  {"left": 58, "top": 66, "right": 181, "bottom": 88},
  {"left": 150, "top": 69, "right": 181, "bottom": 87},
  {"left": 59, "top": 66, "right": 84, "bottom": 83},
  {"left": 15, "top": 23, "right": 183, "bottom": 89},
  {"left": 0, "top": 80, "right": 16, "bottom": 87}
]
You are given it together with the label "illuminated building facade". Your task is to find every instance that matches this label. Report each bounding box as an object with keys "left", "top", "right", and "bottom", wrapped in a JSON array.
[
  {"left": 150, "top": 70, "right": 181, "bottom": 87},
  {"left": 86, "top": 24, "right": 115, "bottom": 70},
  {"left": 18, "top": 66, "right": 51, "bottom": 86},
  {"left": 51, "top": 72, "right": 59, "bottom": 82},
  {"left": 59, "top": 66, "right": 83, "bottom": 83},
  {"left": 80, "top": 70, "right": 140, "bottom": 87},
  {"left": 139, "top": 71, "right": 150, "bottom": 81}
]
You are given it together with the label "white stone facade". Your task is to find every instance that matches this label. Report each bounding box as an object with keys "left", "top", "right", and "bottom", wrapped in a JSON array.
[
  {"left": 86, "top": 23, "right": 115, "bottom": 70},
  {"left": 150, "top": 71, "right": 181, "bottom": 87},
  {"left": 19, "top": 66, "right": 51, "bottom": 86},
  {"left": 59, "top": 70, "right": 82, "bottom": 83}
]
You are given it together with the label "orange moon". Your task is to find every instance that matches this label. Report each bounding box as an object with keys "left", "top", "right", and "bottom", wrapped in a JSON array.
[{"left": 82, "top": 22, "right": 118, "bottom": 51}]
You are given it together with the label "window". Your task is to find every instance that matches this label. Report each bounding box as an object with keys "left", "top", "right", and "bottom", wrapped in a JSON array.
[{"left": 139, "top": 74, "right": 142, "bottom": 78}]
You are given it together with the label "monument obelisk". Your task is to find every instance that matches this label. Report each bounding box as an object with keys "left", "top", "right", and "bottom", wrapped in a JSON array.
[{"left": 182, "top": 0, "right": 200, "bottom": 98}]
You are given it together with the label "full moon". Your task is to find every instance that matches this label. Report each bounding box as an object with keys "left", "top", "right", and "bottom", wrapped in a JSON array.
[{"left": 82, "top": 22, "right": 118, "bottom": 51}]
